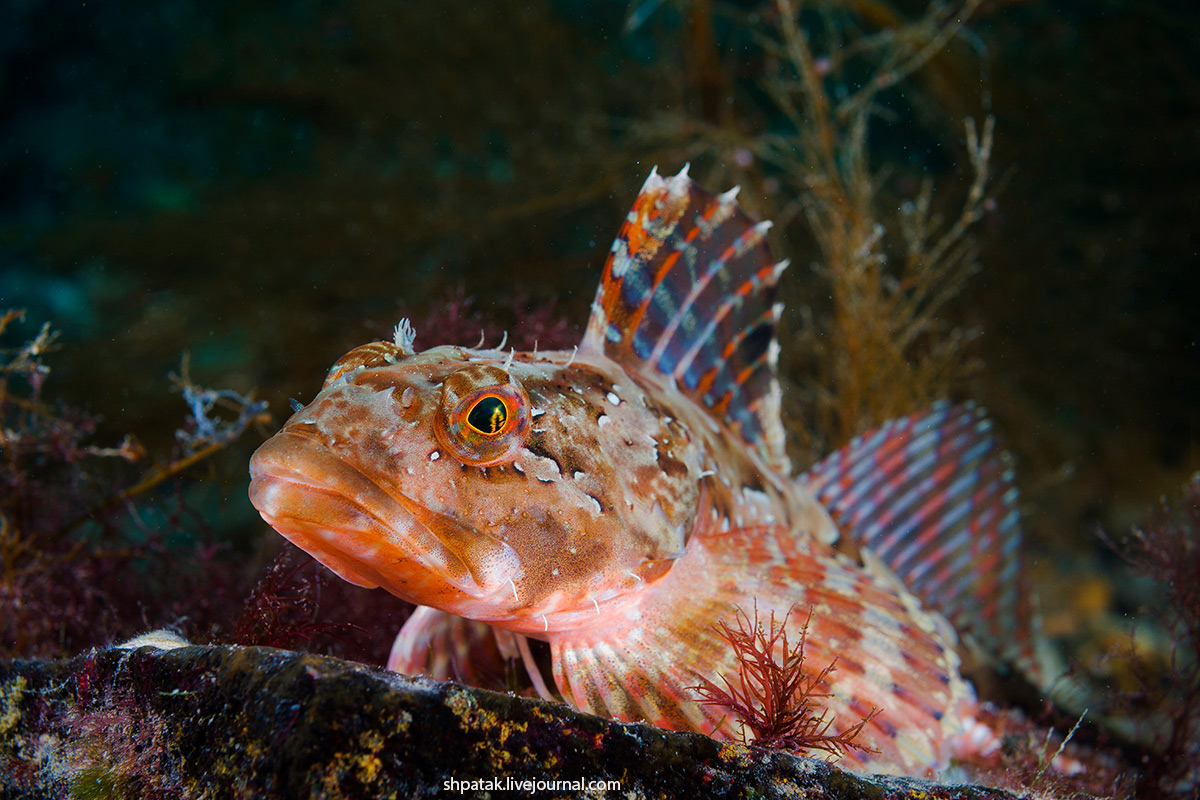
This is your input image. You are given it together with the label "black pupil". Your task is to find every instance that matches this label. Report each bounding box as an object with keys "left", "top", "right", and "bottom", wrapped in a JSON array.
[{"left": 468, "top": 396, "right": 507, "bottom": 435}]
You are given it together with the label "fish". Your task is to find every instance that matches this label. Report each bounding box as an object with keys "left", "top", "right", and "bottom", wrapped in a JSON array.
[{"left": 248, "top": 167, "right": 1048, "bottom": 775}]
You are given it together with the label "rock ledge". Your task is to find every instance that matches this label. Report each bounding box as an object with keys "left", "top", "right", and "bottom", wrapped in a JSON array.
[{"left": 0, "top": 645, "right": 1028, "bottom": 798}]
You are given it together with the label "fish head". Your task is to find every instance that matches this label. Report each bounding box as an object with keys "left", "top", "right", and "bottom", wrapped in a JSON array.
[{"left": 249, "top": 340, "right": 701, "bottom": 632}]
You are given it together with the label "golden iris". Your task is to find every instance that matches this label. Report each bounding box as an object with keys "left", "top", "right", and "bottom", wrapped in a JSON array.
[{"left": 467, "top": 395, "right": 508, "bottom": 435}]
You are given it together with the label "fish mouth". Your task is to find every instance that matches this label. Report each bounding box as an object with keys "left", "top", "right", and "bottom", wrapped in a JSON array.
[{"left": 248, "top": 428, "right": 519, "bottom": 604}]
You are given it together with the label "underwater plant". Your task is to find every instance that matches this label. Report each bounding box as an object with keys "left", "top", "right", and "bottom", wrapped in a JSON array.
[
  {"left": 628, "top": 0, "right": 995, "bottom": 460},
  {"left": 394, "top": 283, "right": 577, "bottom": 354},
  {"left": 690, "top": 605, "right": 879, "bottom": 758},
  {"left": 1103, "top": 476, "right": 1200, "bottom": 798},
  {"left": 230, "top": 547, "right": 364, "bottom": 650},
  {"left": 0, "top": 309, "right": 267, "bottom": 658},
  {"left": 757, "top": 0, "right": 993, "bottom": 449}
]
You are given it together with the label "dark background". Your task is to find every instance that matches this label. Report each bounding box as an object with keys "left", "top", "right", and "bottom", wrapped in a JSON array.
[{"left": 1, "top": 0, "right": 1196, "bottom": 657}]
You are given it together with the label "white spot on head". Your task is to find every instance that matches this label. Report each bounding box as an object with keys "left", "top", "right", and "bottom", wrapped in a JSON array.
[
  {"left": 531, "top": 407, "right": 545, "bottom": 418},
  {"left": 606, "top": 391, "right": 621, "bottom": 405},
  {"left": 597, "top": 414, "right": 610, "bottom": 428},
  {"left": 572, "top": 471, "right": 586, "bottom": 481},
  {"left": 429, "top": 451, "right": 441, "bottom": 462},
  {"left": 551, "top": 568, "right": 559, "bottom": 576}
]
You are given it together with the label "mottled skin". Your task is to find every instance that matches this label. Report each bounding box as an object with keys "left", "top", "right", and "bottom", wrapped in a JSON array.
[
  {"left": 250, "top": 338, "right": 974, "bottom": 774},
  {"left": 251, "top": 339, "right": 826, "bottom": 634},
  {"left": 249, "top": 170, "right": 996, "bottom": 775}
]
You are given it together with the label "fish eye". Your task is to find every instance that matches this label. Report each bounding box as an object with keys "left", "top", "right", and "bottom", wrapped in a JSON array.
[
  {"left": 434, "top": 365, "right": 530, "bottom": 466},
  {"left": 467, "top": 395, "right": 508, "bottom": 436}
]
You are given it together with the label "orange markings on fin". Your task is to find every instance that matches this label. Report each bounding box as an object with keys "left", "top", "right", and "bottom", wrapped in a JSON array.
[{"left": 581, "top": 168, "right": 789, "bottom": 473}]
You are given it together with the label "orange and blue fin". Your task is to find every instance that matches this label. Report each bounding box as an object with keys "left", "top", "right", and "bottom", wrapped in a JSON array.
[
  {"left": 802, "top": 402, "right": 1043, "bottom": 681},
  {"left": 580, "top": 167, "right": 790, "bottom": 473}
]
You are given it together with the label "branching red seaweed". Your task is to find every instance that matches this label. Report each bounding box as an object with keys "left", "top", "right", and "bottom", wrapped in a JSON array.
[
  {"left": 231, "top": 548, "right": 365, "bottom": 649},
  {"left": 690, "top": 605, "right": 879, "bottom": 758}
]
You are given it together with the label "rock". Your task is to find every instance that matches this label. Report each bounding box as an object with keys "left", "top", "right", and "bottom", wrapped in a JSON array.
[{"left": 0, "top": 645, "right": 1028, "bottom": 798}]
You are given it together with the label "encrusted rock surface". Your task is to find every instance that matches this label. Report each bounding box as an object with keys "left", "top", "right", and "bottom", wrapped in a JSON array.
[{"left": 0, "top": 644, "right": 1029, "bottom": 799}]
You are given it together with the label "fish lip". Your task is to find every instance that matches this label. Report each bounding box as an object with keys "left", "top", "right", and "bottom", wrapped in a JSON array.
[{"left": 248, "top": 428, "right": 516, "bottom": 602}]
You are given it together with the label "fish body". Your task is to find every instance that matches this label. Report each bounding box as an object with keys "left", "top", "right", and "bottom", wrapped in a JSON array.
[{"left": 249, "top": 168, "right": 1040, "bottom": 774}]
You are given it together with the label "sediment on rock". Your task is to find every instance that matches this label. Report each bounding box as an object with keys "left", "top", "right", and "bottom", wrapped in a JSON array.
[{"left": 0, "top": 645, "right": 1028, "bottom": 799}]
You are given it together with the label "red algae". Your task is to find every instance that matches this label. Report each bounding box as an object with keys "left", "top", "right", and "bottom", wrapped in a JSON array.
[{"left": 690, "top": 605, "right": 879, "bottom": 759}]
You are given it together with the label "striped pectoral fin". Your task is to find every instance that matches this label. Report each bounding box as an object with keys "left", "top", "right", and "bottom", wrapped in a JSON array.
[
  {"left": 389, "top": 605, "right": 515, "bottom": 690},
  {"left": 579, "top": 167, "right": 791, "bottom": 473},
  {"left": 749, "top": 541, "right": 977, "bottom": 773},
  {"left": 549, "top": 611, "right": 728, "bottom": 736},
  {"left": 802, "top": 402, "right": 1045, "bottom": 684},
  {"left": 547, "top": 529, "right": 977, "bottom": 774}
]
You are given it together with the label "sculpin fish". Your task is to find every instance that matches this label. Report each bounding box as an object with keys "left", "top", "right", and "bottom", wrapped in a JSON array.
[{"left": 248, "top": 167, "right": 1045, "bottom": 774}]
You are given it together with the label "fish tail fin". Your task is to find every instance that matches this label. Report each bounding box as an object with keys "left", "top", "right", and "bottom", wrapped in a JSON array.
[{"left": 801, "top": 402, "right": 1052, "bottom": 687}]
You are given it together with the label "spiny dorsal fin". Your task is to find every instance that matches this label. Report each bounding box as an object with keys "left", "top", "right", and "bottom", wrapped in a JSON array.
[
  {"left": 802, "top": 402, "right": 1044, "bottom": 682},
  {"left": 581, "top": 167, "right": 790, "bottom": 472}
]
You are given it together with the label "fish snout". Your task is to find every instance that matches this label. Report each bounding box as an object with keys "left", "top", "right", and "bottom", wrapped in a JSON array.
[{"left": 248, "top": 429, "right": 520, "bottom": 607}]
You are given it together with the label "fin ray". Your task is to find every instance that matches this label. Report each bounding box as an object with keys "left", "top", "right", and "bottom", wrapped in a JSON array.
[
  {"left": 389, "top": 605, "right": 516, "bottom": 688},
  {"left": 802, "top": 403, "right": 1041, "bottom": 679},
  {"left": 581, "top": 168, "right": 789, "bottom": 472},
  {"left": 549, "top": 526, "right": 975, "bottom": 774}
]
